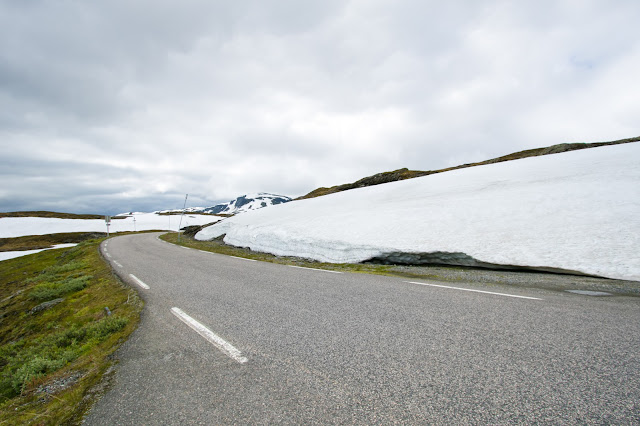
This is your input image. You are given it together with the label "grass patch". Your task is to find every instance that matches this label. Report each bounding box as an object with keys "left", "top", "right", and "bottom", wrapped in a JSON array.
[
  {"left": 1, "top": 315, "right": 128, "bottom": 397},
  {"left": 0, "top": 238, "right": 142, "bottom": 425},
  {"left": 0, "top": 232, "right": 106, "bottom": 252},
  {"left": 28, "top": 276, "right": 92, "bottom": 301}
]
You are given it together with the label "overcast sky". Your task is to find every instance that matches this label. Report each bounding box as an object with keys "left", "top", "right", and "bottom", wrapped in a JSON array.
[{"left": 1, "top": 0, "right": 638, "bottom": 214}]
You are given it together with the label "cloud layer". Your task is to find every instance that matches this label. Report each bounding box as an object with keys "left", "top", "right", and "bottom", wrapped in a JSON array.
[{"left": 1, "top": 0, "right": 638, "bottom": 213}]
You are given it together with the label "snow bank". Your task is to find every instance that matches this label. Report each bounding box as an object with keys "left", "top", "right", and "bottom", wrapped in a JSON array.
[
  {"left": 197, "top": 143, "right": 640, "bottom": 281},
  {"left": 0, "top": 213, "right": 220, "bottom": 238}
]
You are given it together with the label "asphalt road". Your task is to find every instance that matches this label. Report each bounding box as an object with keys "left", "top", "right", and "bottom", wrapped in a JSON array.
[{"left": 85, "top": 233, "right": 640, "bottom": 424}]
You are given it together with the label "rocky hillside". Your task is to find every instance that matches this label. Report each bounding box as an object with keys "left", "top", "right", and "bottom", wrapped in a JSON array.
[{"left": 298, "top": 136, "right": 640, "bottom": 200}]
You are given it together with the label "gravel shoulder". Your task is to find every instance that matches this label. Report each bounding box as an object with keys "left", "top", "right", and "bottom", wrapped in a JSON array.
[{"left": 386, "top": 264, "right": 640, "bottom": 296}]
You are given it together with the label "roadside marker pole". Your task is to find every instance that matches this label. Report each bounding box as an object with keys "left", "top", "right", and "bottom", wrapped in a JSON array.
[
  {"left": 105, "top": 215, "right": 111, "bottom": 237},
  {"left": 178, "top": 193, "right": 188, "bottom": 243}
]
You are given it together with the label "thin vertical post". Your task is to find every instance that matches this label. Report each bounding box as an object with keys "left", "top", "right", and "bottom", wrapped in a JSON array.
[{"left": 178, "top": 194, "right": 188, "bottom": 242}]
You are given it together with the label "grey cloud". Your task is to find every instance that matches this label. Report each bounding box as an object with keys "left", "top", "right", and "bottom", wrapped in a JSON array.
[{"left": 0, "top": 0, "right": 638, "bottom": 214}]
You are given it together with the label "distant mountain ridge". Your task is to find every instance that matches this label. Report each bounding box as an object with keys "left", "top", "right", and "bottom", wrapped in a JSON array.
[
  {"left": 157, "top": 193, "right": 292, "bottom": 216},
  {"left": 202, "top": 193, "right": 292, "bottom": 215},
  {"left": 298, "top": 135, "right": 640, "bottom": 200}
]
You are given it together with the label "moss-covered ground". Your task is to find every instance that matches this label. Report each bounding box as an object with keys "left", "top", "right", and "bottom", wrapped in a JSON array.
[
  {"left": 0, "top": 238, "right": 142, "bottom": 425},
  {"left": 0, "top": 232, "right": 107, "bottom": 252}
]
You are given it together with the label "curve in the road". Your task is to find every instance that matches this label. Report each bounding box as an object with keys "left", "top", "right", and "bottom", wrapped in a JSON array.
[{"left": 85, "top": 232, "right": 640, "bottom": 425}]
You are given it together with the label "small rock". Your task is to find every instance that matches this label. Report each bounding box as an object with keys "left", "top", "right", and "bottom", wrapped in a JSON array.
[
  {"left": 38, "top": 371, "right": 84, "bottom": 395},
  {"left": 30, "top": 298, "right": 64, "bottom": 314}
]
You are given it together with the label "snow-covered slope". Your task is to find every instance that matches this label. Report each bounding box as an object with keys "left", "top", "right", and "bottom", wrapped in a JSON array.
[
  {"left": 0, "top": 213, "right": 220, "bottom": 238},
  {"left": 196, "top": 143, "right": 640, "bottom": 281}
]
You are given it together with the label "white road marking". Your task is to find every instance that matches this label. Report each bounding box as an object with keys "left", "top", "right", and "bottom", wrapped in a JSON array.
[
  {"left": 181, "top": 246, "right": 190, "bottom": 250},
  {"left": 171, "top": 307, "right": 248, "bottom": 364},
  {"left": 229, "top": 255, "right": 257, "bottom": 262},
  {"left": 114, "top": 261, "right": 123, "bottom": 268},
  {"left": 105, "top": 252, "right": 112, "bottom": 258},
  {"left": 289, "top": 265, "right": 342, "bottom": 274},
  {"left": 129, "top": 274, "right": 150, "bottom": 290},
  {"left": 405, "top": 281, "right": 542, "bottom": 300}
]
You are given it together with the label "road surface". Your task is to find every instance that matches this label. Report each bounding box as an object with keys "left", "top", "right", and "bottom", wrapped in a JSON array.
[{"left": 85, "top": 233, "right": 640, "bottom": 424}]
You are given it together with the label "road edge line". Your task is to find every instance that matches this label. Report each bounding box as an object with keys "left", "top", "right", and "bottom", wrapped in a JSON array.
[{"left": 405, "top": 281, "right": 542, "bottom": 300}]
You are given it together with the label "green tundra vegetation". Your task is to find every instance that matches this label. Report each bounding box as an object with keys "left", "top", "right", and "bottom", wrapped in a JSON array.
[
  {"left": 0, "top": 232, "right": 107, "bottom": 252},
  {"left": 0, "top": 238, "right": 141, "bottom": 425}
]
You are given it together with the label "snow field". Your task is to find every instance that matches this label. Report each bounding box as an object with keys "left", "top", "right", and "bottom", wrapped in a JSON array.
[
  {"left": 197, "top": 143, "right": 640, "bottom": 281},
  {"left": 0, "top": 213, "right": 220, "bottom": 238}
]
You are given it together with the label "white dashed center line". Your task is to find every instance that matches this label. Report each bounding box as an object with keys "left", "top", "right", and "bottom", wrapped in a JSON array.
[
  {"left": 129, "top": 274, "right": 150, "bottom": 290},
  {"left": 405, "top": 281, "right": 542, "bottom": 300},
  {"left": 171, "top": 307, "right": 248, "bottom": 364},
  {"left": 289, "top": 265, "right": 342, "bottom": 274}
]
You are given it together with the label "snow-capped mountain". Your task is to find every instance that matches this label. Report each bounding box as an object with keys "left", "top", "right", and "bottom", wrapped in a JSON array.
[
  {"left": 154, "top": 193, "right": 292, "bottom": 216},
  {"left": 196, "top": 143, "right": 640, "bottom": 281},
  {"left": 201, "top": 193, "right": 292, "bottom": 215}
]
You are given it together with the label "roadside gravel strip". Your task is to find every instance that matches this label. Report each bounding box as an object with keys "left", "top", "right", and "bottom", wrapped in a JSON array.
[
  {"left": 388, "top": 264, "right": 640, "bottom": 296},
  {"left": 86, "top": 232, "right": 640, "bottom": 424}
]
